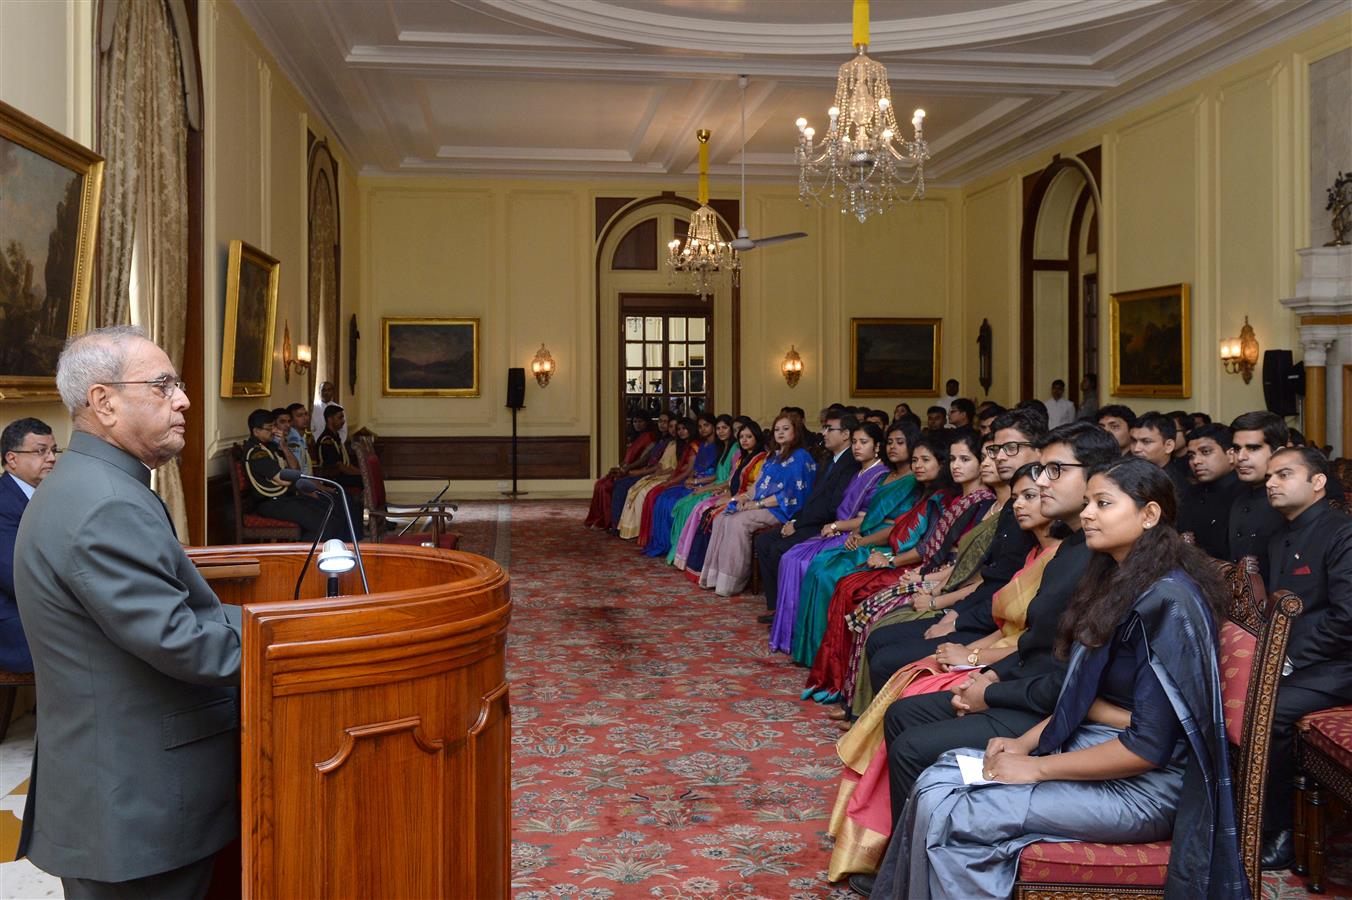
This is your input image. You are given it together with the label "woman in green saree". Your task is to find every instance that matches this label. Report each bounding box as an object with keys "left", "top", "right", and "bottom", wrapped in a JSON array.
[{"left": 665, "top": 415, "right": 741, "bottom": 564}]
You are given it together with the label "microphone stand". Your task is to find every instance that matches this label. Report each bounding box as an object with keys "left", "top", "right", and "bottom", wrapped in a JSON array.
[
  {"left": 292, "top": 488, "right": 336, "bottom": 600},
  {"left": 280, "top": 469, "right": 370, "bottom": 594}
]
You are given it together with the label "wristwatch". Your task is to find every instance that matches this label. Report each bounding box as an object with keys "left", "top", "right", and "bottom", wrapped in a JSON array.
[{"left": 967, "top": 648, "right": 982, "bottom": 666}]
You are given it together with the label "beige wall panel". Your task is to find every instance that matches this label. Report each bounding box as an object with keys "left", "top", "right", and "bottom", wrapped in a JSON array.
[
  {"left": 1032, "top": 269, "right": 1070, "bottom": 397},
  {"left": 364, "top": 188, "right": 496, "bottom": 432},
  {"left": 265, "top": 91, "right": 307, "bottom": 414},
  {"left": 505, "top": 189, "right": 583, "bottom": 431},
  {"left": 961, "top": 179, "right": 1019, "bottom": 406},
  {"left": 1113, "top": 99, "right": 1199, "bottom": 293}
]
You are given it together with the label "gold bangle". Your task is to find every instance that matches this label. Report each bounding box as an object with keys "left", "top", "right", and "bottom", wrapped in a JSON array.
[{"left": 928, "top": 596, "right": 937, "bottom": 611}]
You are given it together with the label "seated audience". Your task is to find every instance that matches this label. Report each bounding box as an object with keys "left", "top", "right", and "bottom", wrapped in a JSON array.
[
  {"left": 1, "top": 417, "right": 57, "bottom": 673},
  {"left": 1258, "top": 446, "right": 1352, "bottom": 869},
  {"left": 754, "top": 413, "right": 862, "bottom": 619},
  {"left": 1166, "top": 410, "right": 1193, "bottom": 462},
  {"left": 1096, "top": 403, "right": 1136, "bottom": 454},
  {"left": 285, "top": 401, "right": 316, "bottom": 475},
  {"left": 674, "top": 420, "right": 765, "bottom": 572},
  {"left": 770, "top": 421, "right": 900, "bottom": 655},
  {"left": 619, "top": 417, "right": 695, "bottom": 540},
  {"left": 313, "top": 380, "right": 345, "bottom": 442},
  {"left": 585, "top": 414, "right": 656, "bottom": 528},
  {"left": 923, "top": 406, "right": 947, "bottom": 441},
  {"left": 643, "top": 413, "right": 725, "bottom": 555},
  {"left": 938, "top": 380, "right": 960, "bottom": 414},
  {"left": 864, "top": 457, "right": 1242, "bottom": 899},
  {"left": 271, "top": 406, "right": 302, "bottom": 471},
  {"left": 664, "top": 416, "right": 741, "bottom": 562},
  {"left": 316, "top": 403, "right": 365, "bottom": 526},
  {"left": 243, "top": 409, "right": 340, "bottom": 541},
  {"left": 865, "top": 410, "right": 890, "bottom": 430},
  {"left": 1178, "top": 422, "right": 1243, "bottom": 558},
  {"left": 1042, "top": 379, "right": 1075, "bottom": 428},
  {"left": 1191, "top": 411, "right": 1213, "bottom": 429},
  {"left": 699, "top": 414, "right": 817, "bottom": 597},
  {"left": 609, "top": 413, "right": 674, "bottom": 528},
  {"left": 1129, "top": 410, "right": 1191, "bottom": 498},
  {"left": 825, "top": 463, "right": 1058, "bottom": 882},
  {"left": 947, "top": 399, "right": 975, "bottom": 430},
  {"left": 974, "top": 403, "right": 1004, "bottom": 438},
  {"left": 892, "top": 403, "right": 912, "bottom": 422},
  {"left": 1227, "top": 410, "right": 1288, "bottom": 581}
]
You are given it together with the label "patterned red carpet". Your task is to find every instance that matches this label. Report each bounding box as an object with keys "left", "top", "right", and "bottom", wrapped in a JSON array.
[{"left": 491, "top": 500, "right": 1349, "bottom": 899}]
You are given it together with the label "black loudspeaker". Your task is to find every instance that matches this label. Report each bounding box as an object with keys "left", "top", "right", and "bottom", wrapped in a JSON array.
[
  {"left": 507, "top": 367, "right": 526, "bottom": 409},
  {"left": 1261, "top": 350, "right": 1304, "bottom": 417}
]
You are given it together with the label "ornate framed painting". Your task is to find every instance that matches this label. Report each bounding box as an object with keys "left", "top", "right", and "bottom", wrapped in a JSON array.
[
  {"left": 219, "top": 240, "right": 280, "bottom": 398},
  {"left": 0, "top": 99, "right": 104, "bottom": 400},
  {"left": 1110, "top": 283, "right": 1190, "bottom": 398},
  {"left": 850, "top": 317, "right": 942, "bottom": 397},
  {"left": 382, "top": 317, "right": 480, "bottom": 397}
]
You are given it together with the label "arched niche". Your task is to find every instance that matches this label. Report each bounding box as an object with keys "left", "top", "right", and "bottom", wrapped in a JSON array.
[
  {"left": 1020, "top": 151, "right": 1101, "bottom": 403},
  {"left": 593, "top": 194, "right": 738, "bottom": 473},
  {"left": 307, "top": 139, "right": 341, "bottom": 402}
]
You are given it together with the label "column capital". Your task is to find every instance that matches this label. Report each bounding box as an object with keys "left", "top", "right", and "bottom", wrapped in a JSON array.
[{"left": 1299, "top": 324, "right": 1338, "bottom": 367}]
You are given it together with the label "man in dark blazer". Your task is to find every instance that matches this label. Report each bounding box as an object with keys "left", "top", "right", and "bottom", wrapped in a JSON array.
[
  {"left": 753, "top": 412, "right": 861, "bottom": 621},
  {"left": 1, "top": 417, "right": 57, "bottom": 673},
  {"left": 1258, "top": 446, "right": 1352, "bottom": 869},
  {"left": 15, "top": 326, "right": 243, "bottom": 899}
]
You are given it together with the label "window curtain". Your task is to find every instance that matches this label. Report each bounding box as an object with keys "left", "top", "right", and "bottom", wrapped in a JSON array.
[
  {"left": 308, "top": 169, "right": 338, "bottom": 400},
  {"left": 98, "top": 0, "right": 191, "bottom": 540}
]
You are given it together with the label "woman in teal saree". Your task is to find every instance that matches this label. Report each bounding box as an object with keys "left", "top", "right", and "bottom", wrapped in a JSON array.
[{"left": 665, "top": 416, "right": 742, "bottom": 564}]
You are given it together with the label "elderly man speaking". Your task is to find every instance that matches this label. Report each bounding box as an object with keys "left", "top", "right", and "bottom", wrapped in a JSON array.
[{"left": 14, "top": 325, "right": 242, "bottom": 899}]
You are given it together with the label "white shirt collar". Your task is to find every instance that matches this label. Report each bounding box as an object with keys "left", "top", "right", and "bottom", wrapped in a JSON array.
[{"left": 8, "top": 472, "right": 38, "bottom": 500}]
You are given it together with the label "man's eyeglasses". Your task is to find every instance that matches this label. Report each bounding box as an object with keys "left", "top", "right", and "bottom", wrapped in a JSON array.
[
  {"left": 103, "top": 376, "right": 186, "bottom": 399},
  {"left": 823, "top": 425, "right": 850, "bottom": 433},
  {"left": 1030, "top": 461, "right": 1088, "bottom": 481},
  {"left": 984, "top": 440, "right": 1035, "bottom": 459},
  {"left": 9, "top": 447, "right": 61, "bottom": 459}
]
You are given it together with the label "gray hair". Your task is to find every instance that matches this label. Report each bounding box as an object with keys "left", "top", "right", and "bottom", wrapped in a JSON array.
[{"left": 56, "top": 324, "right": 147, "bottom": 412}]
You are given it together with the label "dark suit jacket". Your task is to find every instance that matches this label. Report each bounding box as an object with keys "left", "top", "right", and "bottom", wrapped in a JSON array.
[
  {"left": 0, "top": 472, "right": 33, "bottom": 671},
  {"left": 15, "top": 432, "right": 243, "bottom": 881},
  {"left": 790, "top": 450, "right": 860, "bottom": 531},
  {"left": 1267, "top": 499, "right": 1352, "bottom": 700}
]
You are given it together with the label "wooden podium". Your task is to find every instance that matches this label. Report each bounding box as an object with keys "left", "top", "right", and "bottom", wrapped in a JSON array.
[{"left": 189, "top": 543, "right": 511, "bottom": 899}]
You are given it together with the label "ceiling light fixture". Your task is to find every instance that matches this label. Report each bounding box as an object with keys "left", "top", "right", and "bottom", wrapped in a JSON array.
[
  {"left": 794, "top": 0, "right": 931, "bottom": 223},
  {"left": 668, "top": 129, "right": 738, "bottom": 301}
]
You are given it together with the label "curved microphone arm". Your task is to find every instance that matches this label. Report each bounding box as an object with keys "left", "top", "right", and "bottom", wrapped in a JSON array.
[
  {"left": 279, "top": 468, "right": 370, "bottom": 594},
  {"left": 290, "top": 486, "right": 336, "bottom": 600}
]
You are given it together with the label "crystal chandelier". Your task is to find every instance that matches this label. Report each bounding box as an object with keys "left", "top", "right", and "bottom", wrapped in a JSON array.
[
  {"left": 794, "top": 0, "right": 930, "bottom": 223},
  {"left": 668, "top": 129, "right": 739, "bottom": 300}
]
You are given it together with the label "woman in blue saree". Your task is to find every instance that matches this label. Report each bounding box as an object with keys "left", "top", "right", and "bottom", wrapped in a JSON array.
[
  {"left": 869, "top": 457, "right": 1245, "bottom": 900},
  {"left": 645, "top": 414, "right": 732, "bottom": 557},
  {"left": 609, "top": 416, "right": 674, "bottom": 529},
  {"left": 664, "top": 416, "right": 743, "bottom": 564},
  {"left": 678, "top": 421, "right": 766, "bottom": 575}
]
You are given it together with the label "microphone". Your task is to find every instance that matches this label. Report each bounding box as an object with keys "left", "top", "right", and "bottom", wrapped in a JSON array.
[{"left": 278, "top": 468, "right": 369, "bottom": 594}]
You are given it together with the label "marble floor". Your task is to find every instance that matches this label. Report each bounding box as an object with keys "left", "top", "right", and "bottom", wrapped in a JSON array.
[{"left": 0, "top": 714, "right": 61, "bottom": 898}]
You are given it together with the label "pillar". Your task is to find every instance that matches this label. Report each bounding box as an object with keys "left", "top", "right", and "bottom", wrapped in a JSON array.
[{"left": 1298, "top": 327, "right": 1336, "bottom": 450}]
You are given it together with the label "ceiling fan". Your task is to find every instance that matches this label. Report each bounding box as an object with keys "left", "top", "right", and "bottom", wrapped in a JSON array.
[{"left": 729, "top": 74, "right": 807, "bottom": 253}]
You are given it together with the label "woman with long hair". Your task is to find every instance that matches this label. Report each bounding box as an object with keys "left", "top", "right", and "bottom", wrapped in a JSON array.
[
  {"left": 769, "top": 422, "right": 897, "bottom": 654},
  {"left": 637, "top": 413, "right": 715, "bottom": 548},
  {"left": 585, "top": 414, "right": 657, "bottom": 527},
  {"left": 825, "top": 465, "right": 1058, "bottom": 883},
  {"left": 642, "top": 413, "right": 726, "bottom": 555},
  {"left": 606, "top": 414, "right": 674, "bottom": 530},
  {"left": 790, "top": 434, "right": 950, "bottom": 668},
  {"left": 870, "top": 457, "right": 1243, "bottom": 899},
  {"left": 805, "top": 431, "right": 995, "bottom": 699},
  {"left": 657, "top": 414, "right": 740, "bottom": 560},
  {"left": 677, "top": 420, "right": 767, "bottom": 575},
  {"left": 699, "top": 414, "right": 817, "bottom": 596},
  {"left": 616, "top": 417, "right": 695, "bottom": 539}
]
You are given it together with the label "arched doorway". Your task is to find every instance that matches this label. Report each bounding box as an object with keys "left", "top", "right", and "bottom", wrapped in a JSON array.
[
  {"left": 594, "top": 195, "right": 738, "bottom": 473},
  {"left": 1020, "top": 151, "right": 1102, "bottom": 403}
]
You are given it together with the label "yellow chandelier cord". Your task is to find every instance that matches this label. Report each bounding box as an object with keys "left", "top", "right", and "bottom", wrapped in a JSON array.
[
  {"left": 853, "top": 0, "right": 869, "bottom": 50},
  {"left": 697, "top": 129, "right": 710, "bottom": 206}
]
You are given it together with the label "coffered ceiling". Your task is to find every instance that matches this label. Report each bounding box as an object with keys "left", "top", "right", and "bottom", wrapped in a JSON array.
[{"left": 234, "top": 0, "right": 1345, "bottom": 185}]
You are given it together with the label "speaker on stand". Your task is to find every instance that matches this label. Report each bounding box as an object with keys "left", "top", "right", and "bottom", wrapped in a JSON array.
[{"left": 504, "top": 368, "right": 527, "bottom": 498}]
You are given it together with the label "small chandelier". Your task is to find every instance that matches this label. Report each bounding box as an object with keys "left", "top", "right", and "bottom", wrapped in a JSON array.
[
  {"left": 668, "top": 129, "right": 739, "bottom": 300},
  {"left": 781, "top": 346, "right": 803, "bottom": 388},
  {"left": 794, "top": 0, "right": 930, "bottom": 223},
  {"left": 530, "top": 343, "right": 555, "bottom": 388}
]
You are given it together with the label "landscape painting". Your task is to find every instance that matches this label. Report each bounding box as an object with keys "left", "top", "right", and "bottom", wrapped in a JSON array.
[
  {"left": 851, "top": 318, "right": 942, "bottom": 397},
  {"left": 383, "top": 317, "right": 480, "bottom": 397},
  {"left": 0, "top": 99, "right": 103, "bottom": 399},
  {"left": 1111, "top": 283, "right": 1190, "bottom": 398},
  {"left": 219, "top": 240, "right": 280, "bottom": 398}
]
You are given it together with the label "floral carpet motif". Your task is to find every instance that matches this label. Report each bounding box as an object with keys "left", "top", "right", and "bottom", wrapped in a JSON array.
[{"left": 497, "top": 500, "right": 1348, "bottom": 899}]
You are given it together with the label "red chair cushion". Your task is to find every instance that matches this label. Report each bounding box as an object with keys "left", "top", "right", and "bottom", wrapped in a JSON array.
[
  {"left": 1017, "top": 839, "right": 1171, "bottom": 885},
  {"left": 382, "top": 532, "right": 459, "bottom": 551},
  {"left": 363, "top": 454, "right": 387, "bottom": 510},
  {"left": 1218, "top": 620, "right": 1256, "bottom": 746},
  {"left": 1300, "top": 706, "right": 1352, "bottom": 770},
  {"left": 243, "top": 513, "right": 300, "bottom": 530}
]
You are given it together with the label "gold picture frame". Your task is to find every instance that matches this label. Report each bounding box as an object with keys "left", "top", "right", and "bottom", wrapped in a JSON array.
[
  {"left": 1110, "top": 283, "right": 1190, "bottom": 398},
  {"left": 0, "top": 99, "right": 104, "bottom": 400},
  {"left": 219, "top": 239, "right": 280, "bottom": 398},
  {"left": 382, "top": 317, "right": 480, "bottom": 397},
  {"left": 850, "top": 317, "right": 942, "bottom": 397}
]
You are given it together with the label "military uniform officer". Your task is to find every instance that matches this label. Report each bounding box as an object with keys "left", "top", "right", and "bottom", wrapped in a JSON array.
[
  {"left": 243, "top": 409, "right": 333, "bottom": 540},
  {"left": 1258, "top": 446, "right": 1352, "bottom": 870},
  {"left": 316, "top": 404, "right": 364, "bottom": 535}
]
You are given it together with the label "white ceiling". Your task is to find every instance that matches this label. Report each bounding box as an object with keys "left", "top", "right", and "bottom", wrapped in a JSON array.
[{"left": 234, "top": 0, "right": 1346, "bottom": 185}]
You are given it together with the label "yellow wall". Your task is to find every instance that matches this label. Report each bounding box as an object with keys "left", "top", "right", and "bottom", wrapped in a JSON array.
[{"left": 960, "top": 18, "right": 1352, "bottom": 420}]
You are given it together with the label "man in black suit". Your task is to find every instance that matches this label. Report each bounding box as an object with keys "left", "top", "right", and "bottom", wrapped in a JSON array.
[
  {"left": 1, "top": 417, "right": 57, "bottom": 673},
  {"left": 1258, "top": 446, "right": 1352, "bottom": 870},
  {"left": 753, "top": 412, "right": 862, "bottom": 622},
  {"left": 1130, "top": 411, "right": 1192, "bottom": 500},
  {"left": 846, "top": 422, "right": 1120, "bottom": 898},
  {"left": 1228, "top": 410, "right": 1288, "bottom": 582},
  {"left": 1178, "top": 422, "right": 1244, "bottom": 559}
]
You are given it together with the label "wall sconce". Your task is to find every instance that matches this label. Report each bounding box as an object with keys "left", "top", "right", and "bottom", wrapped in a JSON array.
[
  {"left": 530, "top": 343, "right": 555, "bottom": 388},
  {"left": 781, "top": 345, "right": 803, "bottom": 388},
  {"left": 1220, "top": 317, "right": 1259, "bottom": 383},
  {"left": 282, "top": 323, "right": 312, "bottom": 384}
]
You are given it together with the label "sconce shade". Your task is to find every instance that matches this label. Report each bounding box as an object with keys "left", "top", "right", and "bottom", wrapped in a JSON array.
[
  {"left": 781, "top": 345, "right": 804, "bottom": 388},
  {"left": 530, "top": 343, "right": 555, "bottom": 387},
  {"left": 1220, "top": 317, "right": 1259, "bottom": 383}
]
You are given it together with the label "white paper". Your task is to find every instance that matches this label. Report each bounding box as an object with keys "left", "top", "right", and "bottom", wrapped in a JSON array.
[
  {"left": 956, "top": 753, "right": 994, "bottom": 785},
  {"left": 948, "top": 664, "right": 980, "bottom": 672}
]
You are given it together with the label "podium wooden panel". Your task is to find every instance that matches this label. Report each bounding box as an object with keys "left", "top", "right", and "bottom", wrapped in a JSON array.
[{"left": 189, "top": 544, "right": 511, "bottom": 899}]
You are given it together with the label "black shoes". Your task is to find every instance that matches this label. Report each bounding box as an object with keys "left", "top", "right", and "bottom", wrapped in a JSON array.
[
  {"left": 1260, "top": 828, "right": 1294, "bottom": 871},
  {"left": 847, "top": 873, "right": 875, "bottom": 896},
  {"left": 756, "top": 613, "right": 775, "bottom": 624}
]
